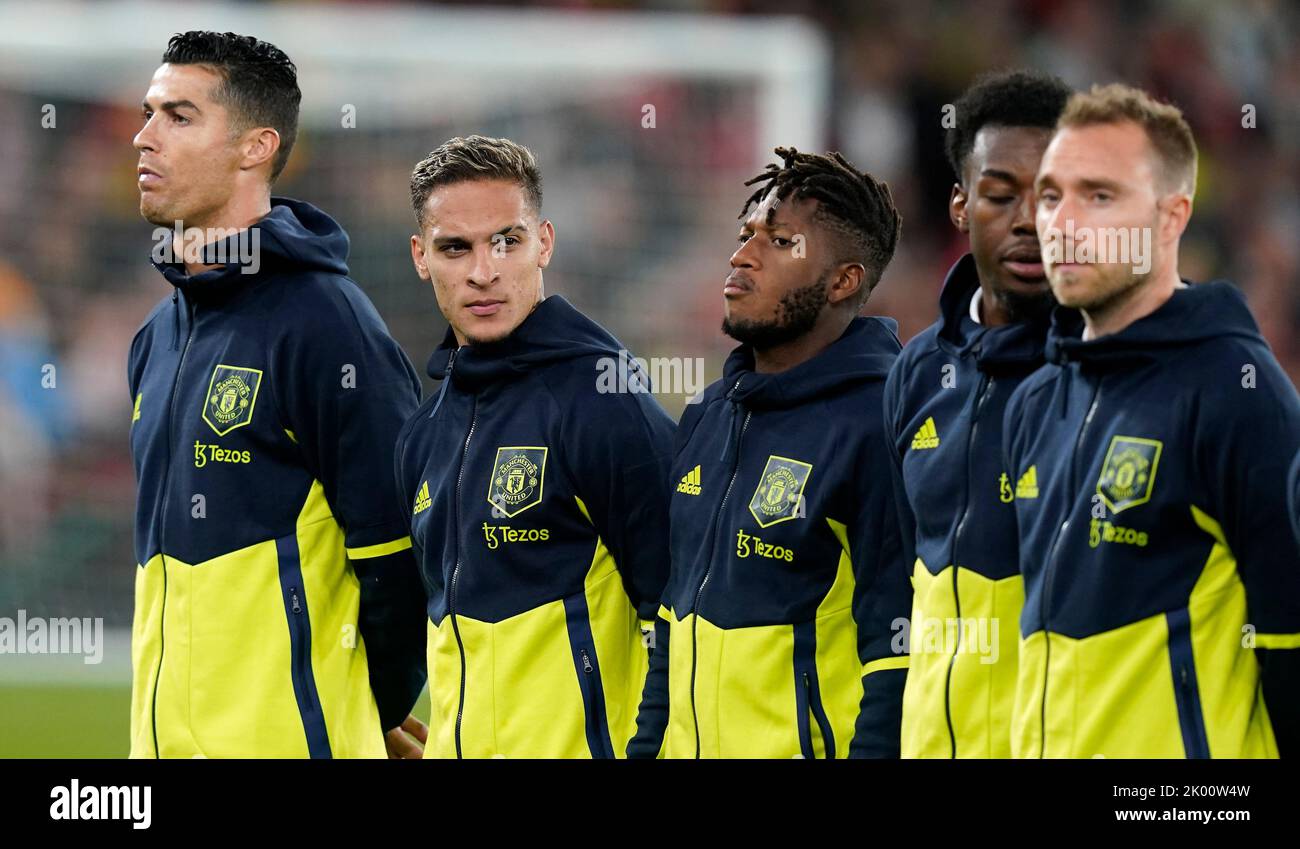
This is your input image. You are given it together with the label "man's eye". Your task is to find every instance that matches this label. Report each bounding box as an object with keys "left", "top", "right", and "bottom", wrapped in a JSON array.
[
  {"left": 503, "top": 236, "right": 520, "bottom": 247},
  {"left": 987, "top": 196, "right": 1014, "bottom": 204},
  {"left": 441, "top": 245, "right": 467, "bottom": 254},
  {"left": 1091, "top": 192, "right": 1112, "bottom": 203},
  {"left": 772, "top": 237, "right": 792, "bottom": 248},
  {"left": 172, "top": 114, "right": 189, "bottom": 125},
  {"left": 737, "top": 233, "right": 752, "bottom": 243}
]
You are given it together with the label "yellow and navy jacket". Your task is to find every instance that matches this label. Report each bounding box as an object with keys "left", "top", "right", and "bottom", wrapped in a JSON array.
[
  {"left": 128, "top": 199, "right": 427, "bottom": 758},
  {"left": 395, "top": 295, "right": 674, "bottom": 758},
  {"left": 1003, "top": 281, "right": 1300, "bottom": 758},
  {"left": 629, "top": 317, "right": 911, "bottom": 758},
  {"left": 884, "top": 255, "right": 1048, "bottom": 758}
]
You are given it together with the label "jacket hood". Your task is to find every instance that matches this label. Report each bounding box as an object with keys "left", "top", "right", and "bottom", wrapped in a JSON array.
[
  {"left": 1046, "top": 280, "right": 1264, "bottom": 367},
  {"left": 720, "top": 315, "right": 900, "bottom": 410},
  {"left": 151, "top": 197, "right": 350, "bottom": 301},
  {"left": 937, "top": 253, "right": 1052, "bottom": 374},
  {"left": 428, "top": 295, "right": 628, "bottom": 391}
]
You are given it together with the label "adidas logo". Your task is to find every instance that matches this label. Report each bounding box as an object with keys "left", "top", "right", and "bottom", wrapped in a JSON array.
[
  {"left": 676, "top": 465, "right": 702, "bottom": 496},
  {"left": 911, "top": 417, "right": 940, "bottom": 450},
  {"left": 413, "top": 480, "right": 432, "bottom": 515},
  {"left": 1015, "top": 466, "right": 1038, "bottom": 499}
]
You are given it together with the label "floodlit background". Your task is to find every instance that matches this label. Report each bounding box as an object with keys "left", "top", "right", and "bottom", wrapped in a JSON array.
[{"left": 1, "top": 0, "right": 1297, "bottom": 756}]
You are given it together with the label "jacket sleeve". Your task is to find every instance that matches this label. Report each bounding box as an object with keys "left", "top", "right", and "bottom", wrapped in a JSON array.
[
  {"left": 844, "top": 393, "right": 912, "bottom": 758},
  {"left": 556, "top": 379, "right": 675, "bottom": 621},
  {"left": 274, "top": 287, "right": 427, "bottom": 731},
  {"left": 626, "top": 397, "right": 705, "bottom": 758},
  {"left": 882, "top": 356, "right": 919, "bottom": 580},
  {"left": 1195, "top": 343, "right": 1300, "bottom": 756},
  {"left": 626, "top": 613, "right": 671, "bottom": 758}
]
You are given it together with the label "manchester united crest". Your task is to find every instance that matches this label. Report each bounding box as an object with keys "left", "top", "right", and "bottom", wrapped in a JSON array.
[
  {"left": 748, "top": 455, "right": 813, "bottom": 528},
  {"left": 202, "top": 364, "right": 263, "bottom": 436},
  {"left": 1096, "top": 435, "right": 1163, "bottom": 513},
  {"left": 487, "top": 446, "right": 548, "bottom": 517}
]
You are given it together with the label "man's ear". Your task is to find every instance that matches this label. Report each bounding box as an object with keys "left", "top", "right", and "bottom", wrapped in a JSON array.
[
  {"left": 827, "top": 262, "right": 866, "bottom": 308},
  {"left": 949, "top": 182, "right": 970, "bottom": 233},
  {"left": 240, "top": 127, "right": 281, "bottom": 174},
  {"left": 1158, "top": 191, "right": 1193, "bottom": 245},
  {"left": 537, "top": 219, "right": 555, "bottom": 270},
  {"left": 410, "top": 233, "right": 430, "bottom": 281}
]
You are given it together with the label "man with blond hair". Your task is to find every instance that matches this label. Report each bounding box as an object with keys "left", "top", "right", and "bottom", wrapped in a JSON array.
[{"left": 1004, "top": 83, "right": 1300, "bottom": 758}]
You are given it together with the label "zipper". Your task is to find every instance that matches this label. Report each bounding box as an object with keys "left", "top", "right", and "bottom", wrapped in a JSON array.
[
  {"left": 446, "top": 350, "right": 475, "bottom": 759},
  {"left": 151, "top": 291, "right": 195, "bottom": 757},
  {"left": 803, "top": 672, "right": 822, "bottom": 759},
  {"left": 285, "top": 584, "right": 324, "bottom": 732},
  {"left": 1036, "top": 373, "right": 1102, "bottom": 757},
  {"left": 689, "top": 378, "right": 748, "bottom": 759},
  {"left": 577, "top": 647, "right": 613, "bottom": 758},
  {"left": 942, "top": 370, "right": 993, "bottom": 758}
]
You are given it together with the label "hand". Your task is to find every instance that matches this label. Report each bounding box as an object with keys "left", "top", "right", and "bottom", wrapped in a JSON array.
[{"left": 384, "top": 714, "right": 428, "bottom": 759}]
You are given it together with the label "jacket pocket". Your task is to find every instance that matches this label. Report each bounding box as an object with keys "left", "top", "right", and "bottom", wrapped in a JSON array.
[
  {"left": 563, "top": 592, "right": 615, "bottom": 759},
  {"left": 793, "top": 621, "right": 836, "bottom": 759},
  {"left": 276, "top": 533, "right": 332, "bottom": 759},
  {"left": 1165, "top": 607, "right": 1209, "bottom": 759}
]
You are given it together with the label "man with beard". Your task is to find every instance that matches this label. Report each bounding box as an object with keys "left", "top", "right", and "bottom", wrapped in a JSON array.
[
  {"left": 884, "top": 70, "right": 1072, "bottom": 758},
  {"left": 1005, "top": 84, "right": 1300, "bottom": 757},
  {"left": 628, "top": 147, "right": 910, "bottom": 758}
]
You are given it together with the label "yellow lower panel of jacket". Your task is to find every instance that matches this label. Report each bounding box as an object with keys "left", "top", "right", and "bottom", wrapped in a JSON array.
[
  {"left": 661, "top": 542, "right": 864, "bottom": 759},
  {"left": 901, "top": 560, "right": 1023, "bottom": 758},
  {"left": 424, "top": 545, "right": 647, "bottom": 758},
  {"left": 130, "top": 481, "right": 384, "bottom": 758},
  {"left": 1012, "top": 516, "right": 1276, "bottom": 759}
]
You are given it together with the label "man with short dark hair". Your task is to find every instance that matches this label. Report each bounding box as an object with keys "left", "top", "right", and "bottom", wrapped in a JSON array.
[
  {"left": 398, "top": 135, "right": 674, "bottom": 758},
  {"left": 129, "top": 31, "right": 427, "bottom": 758},
  {"left": 629, "top": 147, "right": 910, "bottom": 758},
  {"left": 1006, "top": 83, "right": 1300, "bottom": 757},
  {"left": 886, "top": 69, "right": 1072, "bottom": 758}
]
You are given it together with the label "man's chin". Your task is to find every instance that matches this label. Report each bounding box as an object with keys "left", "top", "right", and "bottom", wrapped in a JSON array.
[{"left": 139, "top": 197, "right": 178, "bottom": 227}]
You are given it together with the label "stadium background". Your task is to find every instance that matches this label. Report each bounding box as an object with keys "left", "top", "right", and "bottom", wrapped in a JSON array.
[{"left": 0, "top": 0, "right": 1296, "bottom": 757}]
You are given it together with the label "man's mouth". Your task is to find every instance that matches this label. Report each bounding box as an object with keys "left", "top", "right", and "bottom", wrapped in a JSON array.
[
  {"left": 466, "top": 299, "right": 504, "bottom": 317},
  {"left": 724, "top": 272, "right": 753, "bottom": 297},
  {"left": 1001, "top": 245, "right": 1046, "bottom": 280},
  {"left": 138, "top": 166, "right": 162, "bottom": 188}
]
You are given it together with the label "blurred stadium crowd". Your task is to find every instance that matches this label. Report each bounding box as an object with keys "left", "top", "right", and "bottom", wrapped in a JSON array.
[{"left": 0, "top": 0, "right": 1297, "bottom": 627}]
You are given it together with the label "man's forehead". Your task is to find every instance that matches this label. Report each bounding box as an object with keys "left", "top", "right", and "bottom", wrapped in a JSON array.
[
  {"left": 1043, "top": 122, "right": 1153, "bottom": 174},
  {"left": 971, "top": 125, "right": 1051, "bottom": 170},
  {"left": 146, "top": 63, "right": 220, "bottom": 103},
  {"left": 743, "top": 190, "right": 813, "bottom": 229},
  {"left": 424, "top": 196, "right": 532, "bottom": 237}
]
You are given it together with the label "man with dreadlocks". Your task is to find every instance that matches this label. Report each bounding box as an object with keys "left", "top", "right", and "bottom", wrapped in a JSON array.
[{"left": 627, "top": 147, "right": 910, "bottom": 758}]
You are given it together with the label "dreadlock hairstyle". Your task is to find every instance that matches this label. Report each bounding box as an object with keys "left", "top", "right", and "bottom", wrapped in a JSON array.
[{"left": 738, "top": 146, "right": 902, "bottom": 303}]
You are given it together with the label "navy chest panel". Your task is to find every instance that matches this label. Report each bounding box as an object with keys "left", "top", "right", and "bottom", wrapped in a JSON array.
[
  {"left": 130, "top": 299, "right": 309, "bottom": 566},
  {"left": 897, "top": 358, "right": 1025, "bottom": 579},
  {"left": 1012, "top": 368, "right": 1210, "bottom": 638},
  {"left": 408, "top": 380, "right": 599, "bottom": 624},
  {"left": 666, "top": 401, "right": 852, "bottom": 628}
]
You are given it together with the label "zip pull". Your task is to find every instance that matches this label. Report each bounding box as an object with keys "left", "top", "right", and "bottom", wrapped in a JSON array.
[
  {"left": 290, "top": 587, "right": 302, "bottom": 614},
  {"left": 581, "top": 649, "right": 593, "bottom": 673},
  {"left": 170, "top": 290, "right": 180, "bottom": 351},
  {"left": 429, "top": 348, "right": 458, "bottom": 419},
  {"left": 718, "top": 377, "right": 743, "bottom": 462}
]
